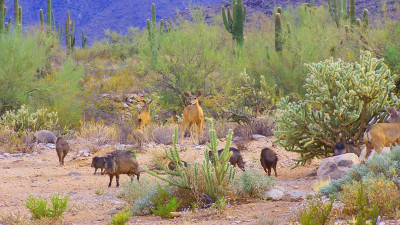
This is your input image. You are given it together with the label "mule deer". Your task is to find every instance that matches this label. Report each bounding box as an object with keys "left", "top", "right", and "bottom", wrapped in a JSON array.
[
  {"left": 181, "top": 92, "right": 204, "bottom": 144},
  {"left": 136, "top": 100, "right": 153, "bottom": 130},
  {"left": 364, "top": 108, "right": 400, "bottom": 159}
]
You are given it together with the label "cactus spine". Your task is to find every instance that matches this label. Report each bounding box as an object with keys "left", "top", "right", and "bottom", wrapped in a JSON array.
[
  {"left": 65, "top": 11, "right": 75, "bottom": 51},
  {"left": 221, "top": 0, "right": 247, "bottom": 46},
  {"left": 46, "top": 0, "right": 51, "bottom": 34},
  {"left": 350, "top": 0, "right": 356, "bottom": 25},
  {"left": 146, "top": 3, "right": 163, "bottom": 68},
  {"left": 275, "top": 13, "right": 282, "bottom": 52},
  {"left": 0, "top": 0, "right": 4, "bottom": 34},
  {"left": 81, "top": 29, "right": 87, "bottom": 48},
  {"left": 362, "top": 9, "right": 369, "bottom": 32},
  {"left": 39, "top": 9, "right": 44, "bottom": 31}
]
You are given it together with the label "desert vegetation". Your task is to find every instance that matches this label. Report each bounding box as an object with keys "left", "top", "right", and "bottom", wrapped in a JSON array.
[{"left": 1, "top": 0, "right": 400, "bottom": 223}]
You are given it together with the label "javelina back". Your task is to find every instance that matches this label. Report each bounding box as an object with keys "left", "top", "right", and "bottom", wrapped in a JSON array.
[
  {"left": 34, "top": 130, "right": 57, "bottom": 144},
  {"left": 168, "top": 160, "right": 188, "bottom": 171},
  {"left": 333, "top": 142, "right": 360, "bottom": 156},
  {"left": 208, "top": 147, "right": 245, "bottom": 171},
  {"left": 91, "top": 156, "right": 106, "bottom": 175},
  {"left": 56, "top": 137, "right": 70, "bottom": 166},
  {"left": 260, "top": 147, "right": 278, "bottom": 177},
  {"left": 104, "top": 151, "right": 140, "bottom": 187}
]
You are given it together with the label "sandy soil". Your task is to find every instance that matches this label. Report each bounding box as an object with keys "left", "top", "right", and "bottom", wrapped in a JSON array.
[{"left": 0, "top": 137, "right": 320, "bottom": 225}]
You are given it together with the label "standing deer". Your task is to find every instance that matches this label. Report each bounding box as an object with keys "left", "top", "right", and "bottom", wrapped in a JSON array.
[
  {"left": 136, "top": 100, "right": 153, "bottom": 130},
  {"left": 181, "top": 92, "right": 204, "bottom": 144},
  {"left": 364, "top": 108, "right": 400, "bottom": 159}
]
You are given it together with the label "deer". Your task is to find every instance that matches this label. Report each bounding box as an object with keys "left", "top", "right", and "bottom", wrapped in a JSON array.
[
  {"left": 181, "top": 91, "right": 204, "bottom": 145},
  {"left": 136, "top": 100, "right": 153, "bottom": 130},
  {"left": 363, "top": 107, "right": 400, "bottom": 160}
]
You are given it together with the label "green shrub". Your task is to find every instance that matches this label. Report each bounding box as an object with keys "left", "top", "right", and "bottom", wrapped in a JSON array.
[
  {"left": 275, "top": 51, "right": 399, "bottom": 166},
  {"left": 298, "top": 196, "right": 334, "bottom": 225},
  {"left": 94, "top": 189, "right": 105, "bottom": 196},
  {"left": 0, "top": 105, "right": 59, "bottom": 132},
  {"left": 234, "top": 168, "right": 275, "bottom": 199},
  {"left": 110, "top": 209, "right": 132, "bottom": 225},
  {"left": 151, "top": 184, "right": 181, "bottom": 218},
  {"left": 25, "top": 194, "right": 69, "bottom": 220},
  {"left": 348, "top": 180, "right": 379, "bottom": 225}
]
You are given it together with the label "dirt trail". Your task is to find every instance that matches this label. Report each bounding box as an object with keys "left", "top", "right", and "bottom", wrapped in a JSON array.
[{"left": 0, "top": 137, "right": 319, "bottom": 224}]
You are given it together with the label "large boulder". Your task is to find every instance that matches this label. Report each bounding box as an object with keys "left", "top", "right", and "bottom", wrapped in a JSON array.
[
  {"left": 34, "top": 130, "right": 57, "bottom": 144},
  {"left": 317, "top": 153, "right": 360, "bottom": 180}
]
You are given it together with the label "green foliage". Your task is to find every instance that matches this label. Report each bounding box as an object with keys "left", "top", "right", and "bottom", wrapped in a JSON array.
[
  {"left": 223, "top": 69, "right": 277, "bottom": 123},
  {"left": 221, "top": 0, "right": 247, "bottom": 46},
  {"left": 25, "top": 194, "right": 69, "bottom": 220},
  {"left": 0, "top": 105, "right": 59, "bottom": 132},
  {"left": 151, "top": 184, "right": 181, "bottom": 218},
  {"left": 274, "top": 51, "right": 399, "bottom": 166},
  {"left": 349, "top": 181, "right": 379, "bottom": 225},
  {"left": 94, "top": 189, "right": 105, "bottom": 196},
  {"left": 235, "top": 168, "right": 275, "bottom": 199},
  {"left": 110, "top": 209, "right": 132, "bottom": 225},
  {"left": 298, "top": 196, "right": 334, "bottom": 225}
]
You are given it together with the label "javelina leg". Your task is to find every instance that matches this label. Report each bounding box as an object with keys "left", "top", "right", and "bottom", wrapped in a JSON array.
[
  {"left": 267, "top": 167, "right": 271, "bottom": 176},
  {"left": 61, "top": 152, "right": 67, "bottom": 166},
  {"left": 108, "top": 175, "right": 113, "bottom": 187},
  {"left": 137, "top": 173, "right": 140, "bottom": 182},
  {"left": 273, "top": 165, "right": 278, "bottom": 177},
  {"left": 116, "top": 174, "right": 120, "bottom": 188},
  {"left": 101, "top": 168, "right": 104, "bottom": 175},
  {"left": 94, "top": 168, "right": 98, "bottom": 175}
]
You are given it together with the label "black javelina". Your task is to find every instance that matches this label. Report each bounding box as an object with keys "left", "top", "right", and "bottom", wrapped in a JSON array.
[
  {"left": 333, "top": 142, "right": 360, "bottom": 156},
  {"left": 260, "top": 147, "right": 278, "bottom": 177},
  {"left": 91, "top": 156, "right": 106, "bottom": 175},
  {"left": 104, "top": 151, "right": 140, "bottom": 188},
  {"left": 56, "top": 137, "right": 70, "bottom": 166},
  {"left": 208, "top": 147, "right": 245, "bottom": 171}
]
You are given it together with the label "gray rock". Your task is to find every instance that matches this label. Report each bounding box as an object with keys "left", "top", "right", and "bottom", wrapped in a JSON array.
[
  {"left": 34, "top": 130, "right": 57, "bottom": 144},
  {"left": 10, "top": 153, "right": 23, "bottom": 157},
  {"left": 265, "top": 188, "right": 285, "bottom": 201},
  {"left": 45, "top": 143, "right": 56, "bottom": 149},
  {"left": 68, "top": 172, "right": 83, "bottom": 176},
  {"left": 252, "top": 134, "right": 267, "bottom": 140},
  {"left": 284, "top": 191, "right": 309, "bottom": 202},
  {"left": 317, "top": 153, "right": 360, "bottom": 180},
  {"left": 77, "top": 150, "right": 90, "bottom": 157}
]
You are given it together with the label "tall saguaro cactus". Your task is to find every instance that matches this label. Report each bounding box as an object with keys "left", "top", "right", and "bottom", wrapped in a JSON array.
[
  {"left": 221, "top": 0, "right": 247, "bottom": 46},
  {"left": 39, "top": 9, "right": 44, "bottom": 31},
  {"left": 18, "top": 5, "right": 21, "bottom": 28},
  {"left": 13, "top": 0, "right": 18, "bottom": 28},
  {"left": 350, "top": 0, "right": 356, "bottom": 25},
  {"left": 46, "top": 0, "right": 51, "bottom": 34},
  {"left": 362, "top": 8, "right": 369, "bottom": 32},
  {"left": 65, "top": 11, "right": 75, "bottom": 51},
  {"left": 0, "top": 0, "right": 5, "bottom": 34},
  {"left": 275, "top": 13, "right": 282, "bottom": 52},
  {"left": 81, "top": 29, "right": 87, "bottom": 48},
  {"left": 146, "top": 3, "right": 163, "bottom": 68},
  {"left": 51, "top": 10, "right": 55, "bottom": 33}
]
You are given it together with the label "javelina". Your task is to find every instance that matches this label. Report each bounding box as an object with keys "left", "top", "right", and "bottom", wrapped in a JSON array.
[
  {"left": 56, "top": 137, "right": 70, "bottom": 166},
  {"left": 208, "top": 147, "right": 245, "bottom": 171},
  {"left": 168, "top": 160, "right": 188, "bottom": 171},
  {"left": 91, "top": 156, "right": 106, "bottom": 175},
  {"left": 104, "top": 151, "right": 140, "bottom": 187},
  {"left": 333, "top": 141, "right": 360, "bottom": 156},
  {"left": 34, "top": 130, "right": 57, "bottom": 144},
  {"left": 260, "top": 147, "right": 278, "bottom": 177}
]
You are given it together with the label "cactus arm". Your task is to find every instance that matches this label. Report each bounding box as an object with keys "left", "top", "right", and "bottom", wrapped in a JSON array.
[
  {"left": 350, "top": 0, "right": 356, "bottom": 24},
  {"left": 160, "top": 19, "right": 164, "bottom": 34},
  {"left": 0, "top": 0, "right": 4, "bottom": 34},
  {"left": 51, "top": 10, "right": 55, "bottom": 33},
  {"left": 362, "top": 9, "right": 369, "bottom": 32},
  {"left": 46, "top": 0, "right": 51, "bottom": 32},
  {"left": 39, "top": 9, "right": 44, "bottom": 31},
  {"left": 221, "top": 6, "right": 231, "bottom": 33},
  {"left": 13, "top": 0, "right": 18, "bottom": 28}
]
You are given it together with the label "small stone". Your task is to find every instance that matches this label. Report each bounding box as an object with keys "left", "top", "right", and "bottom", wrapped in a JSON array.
[
  {"left": 265, "top": 189, "right": 285, "bottom": 201},
  {"left": 252, "top": 134, "right": 267, "bottom": 140},
  {"left": 68, "top": 172, "right": 83, "bottom": 176}
]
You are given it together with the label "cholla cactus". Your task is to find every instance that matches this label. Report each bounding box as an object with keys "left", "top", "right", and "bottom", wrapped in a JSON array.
[{"left": 274, "top": 51, "right": 399, "bottom": 166}]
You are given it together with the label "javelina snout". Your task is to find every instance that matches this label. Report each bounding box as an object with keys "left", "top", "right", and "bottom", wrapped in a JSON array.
[
  {"left": 168, "top": 161, "right": 188, "bottom": 171},
  {"left": 260, "top": 147, "right": 278, "bottom": 177},
  {"left": 334, "top": 142, "right": 345, "bottom": 156},
  {"left": 105, "top": 151, "right": 140, "bottom": 188},
  {"left": 208, "top": 147, "right": 245, "bottom": 171},
  {"left": 333, "top": 141, "right": 360, "bottom": 156},
  {"left": 91, "top": 156, "right": 106, "bottom": 175},
  {"left": 56, "top": 137, "right": 70, "bottom": 166}
]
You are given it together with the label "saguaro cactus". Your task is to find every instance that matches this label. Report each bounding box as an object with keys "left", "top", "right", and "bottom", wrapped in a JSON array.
[
  {"left": 51, "top": 10, "right": 55, "bottom": 33},
  {"left": 13, "top": 0, "right": 17, "bottom": 28},
  {"left": 221, "top": 0, "right": 247, "bottom": 46},
  {"left": 65, "top": 11, "right": 75, "bottom": 51},
  {"left": 275, "top": 13, "right": 282, "bottom": 52},
  {"left": 81, "top": 29, "right": 87, "bottom": 48},
  {"left": 0, "top": 0, "right": 5, "bottom": 34},
  {"left": 146, "top": 3, "right": 163, "bottom": 68},
  {"left": 350, "top": 0, "right": 356, "bottom": 25},
  {"left": 46, "top": 0, "right": 51, "bottom": 33},
  {"left": 39, "top": 9, "right": 44, "bottom": 31},
  {"left": 328, "top": 0, "right": 334, "bottom": 18},
  {"left": 18, "top": 6, "right": 21, "bottom": 28},
  {"left": 362, "top": 9, "right": 369, "bottom": 32}
]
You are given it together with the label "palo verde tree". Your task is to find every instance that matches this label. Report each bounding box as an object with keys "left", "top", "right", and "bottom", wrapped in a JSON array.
[
  {"left": 274, "top": 51, "right": 399, "bottom": 166},
  {"left": 221, "top": 0, "right": 247, "bottom": 47}
]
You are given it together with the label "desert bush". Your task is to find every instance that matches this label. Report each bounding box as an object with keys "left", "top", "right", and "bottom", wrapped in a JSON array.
[
  {"left": 77, "top": 120, "right": 118, "bottom": 148},
  {"left": 110, "top": 209, "right": 132, "bottom": 225},
  {"left": 214, "top": 119, "right": 236, "bottom": 139},
  {"left": 250, "top": 116, "right": 275, "bottom": 137},
  {"left": 151, "top": 184, "right": 181, "bottom": 218},
  {"left": 150, "top": 125, "right": 175, "bottom": 145},
  {"left": 0, "top": 211, "right": 30, "bottom": 225},
  {"left": 25, "top": 194, "right": 69, "bottom": 220},
  {"left": 118, "top": 178, "right": 159, "bottom": 216},
  {"left": 116, "top": 120, "right": 146, "bottom": 150},
  {"left": 275, "top": 51, "right": 399, "bottom": 166},
  {"left": 297, "top": 196, "right": 334, "bottom": 225},
  {"left": 0, "top": 105, "right": 59, "bottom": 132},
  {"left": 233, "top": 122, "right": 254, "bottom": 141},
  {"left": 0, "top": 129, "right": 35, "bottom": 154},
  {"left": 233, "top": 168, "right": 275, "bottom": 199},
  {"left": 349, "top": 181, "right": 380, "bottom": 225}
]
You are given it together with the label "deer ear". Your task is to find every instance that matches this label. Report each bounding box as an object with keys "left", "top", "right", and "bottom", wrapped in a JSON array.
[
  {"left": 184, "top": 92, "right": 190, "bottom": 98},
  {"left": 185, "top": 101, "right": 189, "bottom": 106},
  {"left": 197, "top": 91, "right": 201, "bottom": 97}
]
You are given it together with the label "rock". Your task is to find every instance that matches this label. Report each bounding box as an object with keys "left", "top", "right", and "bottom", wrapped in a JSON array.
[
  {"left": 252, "top": 134, "right": 267, "bottom": 140},
  {"left": 265, "top": 188, "right": 285, "bottom": 201},
  {"left": 77, "top": 150, "right": 90, "bottom": 157},
  {"left": 305, "top": 168, "right": 318, "bottom": 177},
  {"left": 317, "top": 153, "right": 360, "bottom": 180},
  {"left": 194, "top": 145, "right": 203, "bottom": 149},
  {"left": 283, "top": 191, "right": 309, "bottom": 202},
  {"left": 10, "top": 153, "right": 23, "bottom": 157},
  {"left": 122, "top": 103, "right": 129, "bottom": 108},
  {"left": 34, "top": 130, "right": 57, "bottom": 144},
  {"left": 46, "top": 143, "right": 56, "bottom": 149},
  {"left": 68, "top": 172, "right": 83, "bottom": 176}
]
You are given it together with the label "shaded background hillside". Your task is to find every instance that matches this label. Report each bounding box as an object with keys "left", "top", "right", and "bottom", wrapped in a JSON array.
[{"left": 3, "top": 0, "right": 397, "bottom": 46}]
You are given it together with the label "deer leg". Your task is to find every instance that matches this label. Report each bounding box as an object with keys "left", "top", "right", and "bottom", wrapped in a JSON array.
[
  {"left": 94, "top": 168, "right": 97, "bottom": 175},
  {"left": 181, "top": 122, "right": 188, "bottom": 144},
  {"left": 199, "top": 120, "right": 204, "bottom": 144}
]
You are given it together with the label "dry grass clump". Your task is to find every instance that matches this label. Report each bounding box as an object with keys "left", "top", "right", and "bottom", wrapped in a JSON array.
[
  {"left": 150, "top": 125, "right": 175, "bottom": 145},
  {"left": 0, "top": 129, "right": 35, "bottom": 154},
  {"left": 233, "top": 123, "right": 254, "bottom": 141},
  {"left": 250, "top": 116, "right": 275, "bottom": 137},
  {"left": 116, "top": 120, "right": 147, "bottom": 151},
  {"left": 148, "top": 148, "right": 170, "bottom": 170},
  {"left": 214, "top": 119, "right": 236, "bottom": 139}
]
